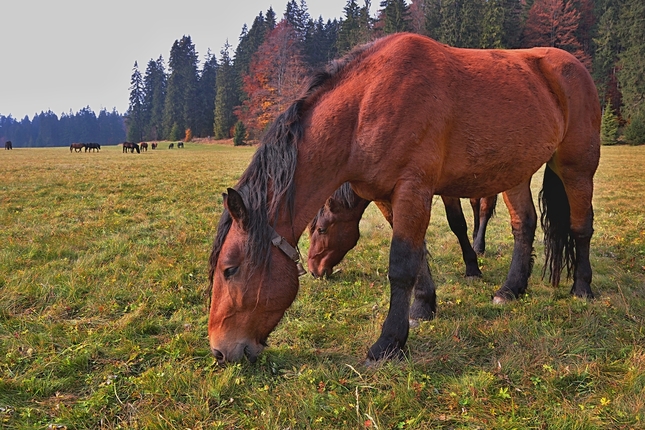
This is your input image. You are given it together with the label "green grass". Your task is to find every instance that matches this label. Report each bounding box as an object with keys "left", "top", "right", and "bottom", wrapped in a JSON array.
[{"left": 1, "top": 143, "right": 643, "bottom": 429}]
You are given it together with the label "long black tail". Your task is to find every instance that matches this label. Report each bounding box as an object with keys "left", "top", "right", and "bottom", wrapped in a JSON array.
[{"left": 539, "top": 165, "right": 576, "bottom": 286}]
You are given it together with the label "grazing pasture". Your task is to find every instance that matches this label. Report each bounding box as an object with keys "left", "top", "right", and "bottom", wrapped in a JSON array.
[{"left": 0, "top": 144, "right": 643, "bottom": 428}]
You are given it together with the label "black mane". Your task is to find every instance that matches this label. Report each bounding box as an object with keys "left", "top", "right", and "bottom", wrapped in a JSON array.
[
  {"left": 308, "top": 182, "right": 362, "bottom": 234},
  {"left": 208, "top": 40, "right": 379, "bottom": 285}
]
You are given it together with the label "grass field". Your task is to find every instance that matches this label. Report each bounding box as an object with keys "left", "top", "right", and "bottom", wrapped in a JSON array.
[{"left": 1, "top": 143, "right": 644, "bottom": 429}]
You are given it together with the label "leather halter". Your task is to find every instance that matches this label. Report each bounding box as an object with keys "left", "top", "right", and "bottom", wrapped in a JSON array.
[{"left": 270, "top": 227, "right": 307, "bottom": 276}]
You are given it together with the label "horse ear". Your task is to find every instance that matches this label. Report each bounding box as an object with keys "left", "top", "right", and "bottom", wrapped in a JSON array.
[
  {"left": 224, "top": 188, "right": 249, "bottom": 229},
  {"left": 326, "top": 198, "right": 342, "bottom": 214}
]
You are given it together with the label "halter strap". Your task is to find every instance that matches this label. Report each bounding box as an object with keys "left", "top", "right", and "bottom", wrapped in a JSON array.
[{"left": 270, "top": 227, "right": 307, "bottom": 276}]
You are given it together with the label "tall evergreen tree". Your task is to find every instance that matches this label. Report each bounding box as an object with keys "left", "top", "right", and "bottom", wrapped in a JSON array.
[
  {"left": 162, "top": 36, "right": 199, "bottom": 139},
  {"left": 617, "top": 0, "right": 645, "bottom": 120},
  {"left": 196, "top": 51, "right": 218, "bottom": 137},
  {"left": 304, "top": 17, "right": 339, "bottom": 67},
  {"left": 142, "top": 56, "right": 167, "bottom": 140},
  {"left": 480, "top": 0, "right": 505, "bottom": 48},
  {"left": 379, "top": 0, "right": 412, "bottom": 34},
  {"left": 213, "top": 41, "right": 237, "bottom": 139},
  {"left": 127, "top": 61, "right": 145, "bottom": 142}
]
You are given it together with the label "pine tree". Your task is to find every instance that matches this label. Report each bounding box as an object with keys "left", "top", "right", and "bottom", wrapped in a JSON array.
[
  {"left": 233, "top": 121, "right": 247, "bottom": 146},
  {"left": 337, "top": 0, "right": 362, "bottom": 54},
  {"left": 379, "top": 0, "right": 412, "bottom": 34},
  {"left": 480, "top": 0, "right": 505, "bottom": 48},
  {"left": 617, "top": 0, "right": 645, "bottom": 121},
  {"left": 213, "top": 41, "right": 237, "bottom": 139},
  {"left": 600, "top": 104, "right": 619, "bottom": 145},
  {"left": 197, "top": 51, "right": 218, "bottom": 138},
  {"left": 142, "top": 56, "right": 166, "bottom": 140},
  {"left": 127, "top": 61, "right": 145, "bottom": 142},
  {"left": 162, "top": 36, "right": 199, "bottom": 139}
]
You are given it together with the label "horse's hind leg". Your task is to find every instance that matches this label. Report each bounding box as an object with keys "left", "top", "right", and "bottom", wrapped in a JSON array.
[
  {"left": 472, "top": 195, "right": 498, "bottom": 254},
  {"left": 493, "top": 181, "right": 537, "bottom": 303},
  {"left": 541, "top": 160, "right": 597, "bottom": 298},
  {"left": 442, "top": 196, "right": 481, "bottom": 277}
]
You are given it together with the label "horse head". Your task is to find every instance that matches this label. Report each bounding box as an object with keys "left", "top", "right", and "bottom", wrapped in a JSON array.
[
  {"left": 208, "top": 188, "right": 300, "bottom": 365},
  {"left": 307, "top": 184, "right": 370, "bottom": 278}
]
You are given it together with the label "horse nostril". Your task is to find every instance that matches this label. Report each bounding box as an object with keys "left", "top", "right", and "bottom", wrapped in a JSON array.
[{"left": 212, "top": 348, "right": 225, "bottom": 364}]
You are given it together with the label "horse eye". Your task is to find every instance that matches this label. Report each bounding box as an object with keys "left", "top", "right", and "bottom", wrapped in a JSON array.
[
  {"left": 223, "top": 266, "right": 239, "bottom": 279},
  {"left": 317, "top": 227, "right": 327, "bottom": 234}
]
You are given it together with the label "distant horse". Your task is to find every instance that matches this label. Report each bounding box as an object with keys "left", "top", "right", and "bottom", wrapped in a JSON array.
[
  {"left": 70, "top": 143, "right": 85, "bottom": 152},
  {"left": 122, "top": 142, "right": 140, "bottom": 153},
  {"left": 85, "top": 142, "right": 101, "bottom": 152},
  {"left": 168, "top": 143, "right": 174, "bottom": 149},
  {"left": 207, "top": 33, "right": 600, "bottom": 364},
  {"left": 151, "top": 142, "right": 158, "bottom": 150},
  {"left": 177, "top": 142, "right": 184, "bottom": 148},
  {"left": 4, "top": 141, "right": 12, "bottom": 150},
  {"left": 307, "top": 182, "right": 497, "bottom": 278},
  {"left": 140, "top": 142, "right": 148, "bottom": 151}
]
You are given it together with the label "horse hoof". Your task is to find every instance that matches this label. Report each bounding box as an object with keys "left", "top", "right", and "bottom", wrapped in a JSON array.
[{"left": 492, "top": 295, "right": 510, "bottom": 305}]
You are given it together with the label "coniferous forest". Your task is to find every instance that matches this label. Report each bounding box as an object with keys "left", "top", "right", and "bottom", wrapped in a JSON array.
[{"left": 1, "top": 0, "right": 643, "bottom": 148}]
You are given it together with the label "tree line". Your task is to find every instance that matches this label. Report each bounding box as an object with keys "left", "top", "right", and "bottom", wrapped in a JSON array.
[
  {"left": 0, "top": 108, "right": 125, "bottom": 148},
  {"left": 127, "top": 0, "right": 644, "bottom": 146},
  {"left": 2, "top": 0, "right": 642, "bottom": 148}
]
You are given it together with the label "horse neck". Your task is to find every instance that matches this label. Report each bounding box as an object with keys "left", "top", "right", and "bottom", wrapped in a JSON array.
[{"left": 274, "top": 129, "right": 355, "bottom": 245}]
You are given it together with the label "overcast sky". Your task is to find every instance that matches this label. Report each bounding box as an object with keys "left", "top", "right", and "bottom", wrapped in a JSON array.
[{"left": 0, "top": 0, "right": 379, "bottom": 120}]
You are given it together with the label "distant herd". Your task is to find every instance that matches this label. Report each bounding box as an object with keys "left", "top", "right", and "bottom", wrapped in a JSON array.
[{"left": 2, "top": 141, "right": 187, "bottom": 152}]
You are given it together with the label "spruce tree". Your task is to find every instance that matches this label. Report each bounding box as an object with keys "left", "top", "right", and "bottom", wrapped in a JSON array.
[
  {"left": 127, "top": 61, "right": 145, "bottom": 142},
  {"left": 600, "top": 104, "right": 619, "bottom": 146},
  {"left": 233, "top": 120, "right": 247, "bottom": 146},
  {"left": 337, "top": 0, "right": 362, "bottom": 54},
  {"left": 379, "top": 0, "right": 412, "bottom": 34},
  {"left": 143, "top": 56, "right": 167, "bottom": 140},
  {"left": 162, "top": 36, "right": 199, "bottom": 139},
  {"left": 197, "top": 51, "right": 218, "bottom": 138},
  {"left": 617, "top": 0, "right": 645, "bottom": 121},
  {"left": 213, "top": 42, "right": 236, "bottom": 139}
]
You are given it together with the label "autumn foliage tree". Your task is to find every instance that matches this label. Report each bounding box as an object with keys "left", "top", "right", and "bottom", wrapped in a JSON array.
[
  {"left": 522, "top": 0, "right": 591, "bottom": 69},
  {"left": 237, "top": 21, "right": 307, "bottom": 138}
]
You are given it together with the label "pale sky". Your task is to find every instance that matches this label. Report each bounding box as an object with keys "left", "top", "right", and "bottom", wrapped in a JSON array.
[{"left": 0, "top": 0, "right": 378, "bottom": 120}]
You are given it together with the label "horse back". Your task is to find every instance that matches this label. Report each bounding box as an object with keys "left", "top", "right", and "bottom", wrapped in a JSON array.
[{"left": 304, "top": 33, "right": 599, "bottom": 199}]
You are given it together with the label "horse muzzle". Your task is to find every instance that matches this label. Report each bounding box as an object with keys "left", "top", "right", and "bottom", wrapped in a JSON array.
[{"left": 210, "top": 339, "right": 266, "bottom": 366}]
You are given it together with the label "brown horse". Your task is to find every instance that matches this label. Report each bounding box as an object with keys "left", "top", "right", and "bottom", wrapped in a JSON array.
[
  {"left": 122, "top": 142, "right": 140, "bottom": 153},
  {"left": 4, "top": 141, "right": 12, "bottom": 150},
  {"left": 307, "top": 182, "right": 496, "bottom": 278},
  {"left": 70, "top": 143, "right": 85, "bottom": 152},
  {"left": 208, "top": 33, "right": 600, "bottom": 364},
  {"left": 140, "top": 142, "right": 148, "bottom": 151}
]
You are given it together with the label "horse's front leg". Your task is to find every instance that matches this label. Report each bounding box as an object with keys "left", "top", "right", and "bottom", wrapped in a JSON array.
[
  {"left": 493, "top": 181, "right": 537, "bottom": 303},
  {"left": 374, "top": 201, "right": 437, "bottom": 323},
  {"left": 368, "top": 190, "right": 432, "bottom": 361}
]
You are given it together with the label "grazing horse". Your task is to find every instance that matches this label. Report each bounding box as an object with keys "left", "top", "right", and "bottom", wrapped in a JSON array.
[
  {"left": 307, "top": 182, "right": 497, "bottom": 278},
  {"left": 4, "top": 141, "right": 12, "bottom": 150},
  {"left": 70, "top": 143, "right": 85, "bottom": 152},
  {"left": 207, "top": 33, "right": 600, "bottom": 364},
  {"left": 151, "top": 142, "right": 158, "bottom": 150},
  {"left": 177, "top": 142, "right": 184, "bottom": 148},
  {"left": 122, "top": 142, "right": 140, "bottom": 153},
  {"left": 85, "top": 142, "right": 101, "bottom": 152},
  {"left": 140, "top": 142, "right": 148, "bottom": 151},
  {"left": 168, "top": 143, "right": 174, "bottom": 149}
]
